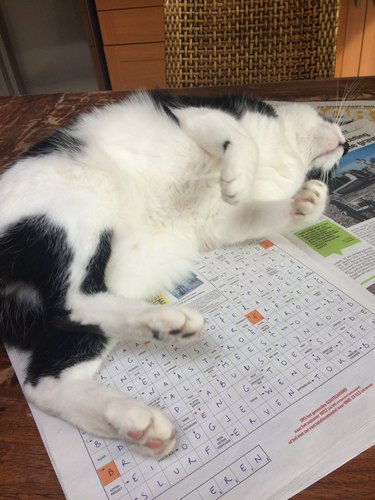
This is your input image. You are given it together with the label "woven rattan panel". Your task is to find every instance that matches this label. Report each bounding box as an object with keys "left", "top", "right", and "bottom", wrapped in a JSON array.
[{"left": 164, "top": 0, "right": 339, "bottom": 87}]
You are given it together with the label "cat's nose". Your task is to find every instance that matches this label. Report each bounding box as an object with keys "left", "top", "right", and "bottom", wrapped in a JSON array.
[{"left": 342, "top": 141, "right": 349, "bottom": 155}]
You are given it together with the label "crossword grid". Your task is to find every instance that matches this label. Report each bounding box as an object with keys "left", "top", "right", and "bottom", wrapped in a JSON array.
[{"left": 81, "top": 241, "right": 375, "bottom": 500}]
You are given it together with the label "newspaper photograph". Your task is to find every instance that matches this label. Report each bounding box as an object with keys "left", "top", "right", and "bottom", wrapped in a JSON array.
[{"left": 326, "top": 120, "right": 375, "bottom": 228}]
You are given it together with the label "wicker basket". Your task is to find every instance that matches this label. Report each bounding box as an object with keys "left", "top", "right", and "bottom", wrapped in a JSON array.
[{"left": 164, "top": 0, "right": 340, "bottom": 87}]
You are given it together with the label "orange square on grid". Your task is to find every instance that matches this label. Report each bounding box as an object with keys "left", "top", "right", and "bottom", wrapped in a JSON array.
[
  {"left": 259, "top": 240, "right": 274, "bottom": 249},
  {"left": 97, "top": 460, "right": 121, "bottom": 486},
  {"left": 246, "top": 310, "right": 264, "bottom": 324}
]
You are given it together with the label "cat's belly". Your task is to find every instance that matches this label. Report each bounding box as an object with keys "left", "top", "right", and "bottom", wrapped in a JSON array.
[{"left": 105, "top": 230, "right": 200, "bottom": 300}]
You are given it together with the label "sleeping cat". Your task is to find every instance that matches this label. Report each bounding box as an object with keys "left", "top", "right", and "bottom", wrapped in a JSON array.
[{"left": 0, "top": 91, "right": 348, "bottom": 457}]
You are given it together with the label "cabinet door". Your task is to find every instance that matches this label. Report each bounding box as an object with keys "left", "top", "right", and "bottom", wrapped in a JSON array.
[
  {"left": 98, "top": 7, "right": 165, "bottom": 45},
  {"left": 104, "top": 43, "right": 166, "bottom": 90},
  {"left": 359, "top": 0, "right": 375, "bottom": 75},
  {"left": 336, "top": 0, "right": 367, "bottom": 77}
]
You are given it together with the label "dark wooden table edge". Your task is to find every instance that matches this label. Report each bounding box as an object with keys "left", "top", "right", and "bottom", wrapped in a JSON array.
[{"left": 1, "top": 75, "right": 375, "bottom": 103}]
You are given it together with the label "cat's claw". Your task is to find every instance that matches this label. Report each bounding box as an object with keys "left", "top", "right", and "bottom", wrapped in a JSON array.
[
  {"left": 105, "top": 401, "right": 176, "bottom": 457},
  {"left": 292, "top": 179, "right": 328, "bottom": 223},
  {"left": 144, "top": 306, "right": 205, "bottom": 343}
]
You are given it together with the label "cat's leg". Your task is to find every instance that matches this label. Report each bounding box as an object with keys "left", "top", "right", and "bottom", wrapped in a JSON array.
[
  {"left": 22, "top": 296, "right": 204, "bottom": 458},
  {"left": 60, "top": 231, "right": 204, "bottom": 455},
  {"left": 62, "top": 204, "right": 206, "bottom": 345},
  {"left": 208, "top": 179, "right": 328, "bottom": 246},
  {"left": 175, "top": 108, "right": 259, "bottom": 204},
  {"left": 69, "top": 292, "right": 205, "bottom": 343},
  {"left": 23, "top": 329, "right": 177, "bottom": 457},
  {"left": 2, "top": 212, "right": 204, "bottom": 457}
]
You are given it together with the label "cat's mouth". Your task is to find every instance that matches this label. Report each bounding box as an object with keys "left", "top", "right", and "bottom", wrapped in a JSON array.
[{"left": 312, "top": 142, "right": 349, "bottom": 165}]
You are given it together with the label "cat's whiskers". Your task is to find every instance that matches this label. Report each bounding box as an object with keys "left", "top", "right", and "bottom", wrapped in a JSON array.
[
  {"left": 335, "top": 78, "right": 362, "bottom": 127},
  {"left": 332, "top": 80, "right": 347, "bottom": 126},
  {"left": 320, "top": 169, "right": 327, "bottom": 185}
]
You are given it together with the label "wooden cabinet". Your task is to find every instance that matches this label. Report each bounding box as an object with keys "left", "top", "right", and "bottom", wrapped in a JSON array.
[
  {"left": 95, "top": 0, "right": 374, "bottom": 90},
  {"left": 336, "top": 0, "right": 375, "bottom": 77},
  {"left": 95, "top": 0, "right": 166, "bottom": 90}
]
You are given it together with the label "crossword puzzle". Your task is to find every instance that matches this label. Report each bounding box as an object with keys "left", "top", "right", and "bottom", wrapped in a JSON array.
[{"left": 81, "top": 240, "right": 375, "bottom": 500}]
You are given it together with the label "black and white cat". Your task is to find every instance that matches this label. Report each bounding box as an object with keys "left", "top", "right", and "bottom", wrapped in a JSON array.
[{"left": 0, "top": 92, "right": 348, "bottom": 457}]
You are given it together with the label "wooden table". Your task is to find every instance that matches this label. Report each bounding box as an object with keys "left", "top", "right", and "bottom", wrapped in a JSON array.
[{"left": 1, "top": 77, "right": 375, "bottom": 499}]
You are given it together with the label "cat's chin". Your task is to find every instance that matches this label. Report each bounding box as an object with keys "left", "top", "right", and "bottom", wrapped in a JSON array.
[{"left": 311, "top": 144, "right": 344, "bottom": 170}]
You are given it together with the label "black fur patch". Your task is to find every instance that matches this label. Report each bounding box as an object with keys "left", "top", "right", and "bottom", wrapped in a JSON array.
[
  {"left": 150, "top": 92, "right": 180, "bottom": 124},
  {"left": 21, "top": 129, "right": 84, "bottom": 159},
  {"left": 26, "top": 318, "right": 107, "bottom": 385},
  {"left": 0, "top": 215, "right": 107, "bottom": 384},
  {"left": 151, "top": 91, "right": 277, "bottom": 123},
  {"left": 0, "top": 216, "right": 73, "bottom": 320},
  {"left": 223, "top": 140, "right": 231, "bottom": 151},
  {"left": 81, "top": 230, "right": 113, "bottom": 294},
  {"left": 306, "top": 168, "right": 322, "bottom": 181},
  {"left": 152, "top": 330, "right": 161, "bottom": 340}
]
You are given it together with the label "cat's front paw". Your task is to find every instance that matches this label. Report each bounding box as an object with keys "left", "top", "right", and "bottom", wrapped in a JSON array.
[
  {"left": 292, "top": 180, "right": 328, "bottom": 224},
  {"left": 220, "top": 164, "right": 251, "bottom": 205},
  {"left": 144, "top": 306, "right": 205, "bottom": 344},
  {"left": 220, "top": 138, "right": 258, "bottom": 205},
  {"left": 105, "top": 400, "right": 176, "bottom": 457}
]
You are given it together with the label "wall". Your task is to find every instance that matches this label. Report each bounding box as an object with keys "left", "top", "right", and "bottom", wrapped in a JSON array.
[{"left": 0, "top": 0, "right": 98, "bottom": 95}]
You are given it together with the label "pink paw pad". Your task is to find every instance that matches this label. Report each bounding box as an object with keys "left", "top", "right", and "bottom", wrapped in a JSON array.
[
  {"left": 144, "top": 438, "right": 163, "bottom": 449},
  {"left": 127, "top": 431, "right": 163, "bottom": 450},
  {"left": 127, "top": 430, "right": 145, "bottom": 440}
]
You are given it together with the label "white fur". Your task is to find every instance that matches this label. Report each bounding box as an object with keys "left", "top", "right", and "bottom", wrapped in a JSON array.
[{"left": 0, "top": 94, "right": 345, "bottom": 456}]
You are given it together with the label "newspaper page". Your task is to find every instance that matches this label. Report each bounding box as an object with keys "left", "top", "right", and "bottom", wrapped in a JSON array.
[
  {"left": 310, "top": 100, "right": 375, "bottom": 123},
  {"left": 5, "top": 101, "right": 375, "bottom": 500},
  {"left": 288, "top": 104, "right": 375, "bottom": 296},
  {"left": 7, "top": 233, "right": 375, "bottom": 500}
]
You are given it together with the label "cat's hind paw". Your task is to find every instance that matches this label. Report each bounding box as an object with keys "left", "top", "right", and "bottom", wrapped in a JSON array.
[
  {"left": 143, "top": 306, "right": 205, "bottom": 344},
  {"left": 292, "top": 180, "right": 328, "bottom": 223},
  {"left": 105, "top": 401, "right": 176, "bottom": 457}
]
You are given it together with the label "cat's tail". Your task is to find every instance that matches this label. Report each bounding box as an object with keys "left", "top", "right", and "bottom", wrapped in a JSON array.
[{"left": 0, "top": 284, "right": 45, "bottom": 348}]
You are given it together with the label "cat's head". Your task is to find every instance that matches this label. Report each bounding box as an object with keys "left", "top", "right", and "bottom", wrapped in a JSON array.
[
  {"left": 250, "top": 102, "right": 348, "bottom": 201},
  {"left": 277, "top": 103, "right": 348, "bottom": 174}
]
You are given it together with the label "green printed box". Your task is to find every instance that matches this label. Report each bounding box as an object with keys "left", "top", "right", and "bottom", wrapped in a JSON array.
[{"left": 294, "top": 220, "right": 360, "bottom": 257}]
